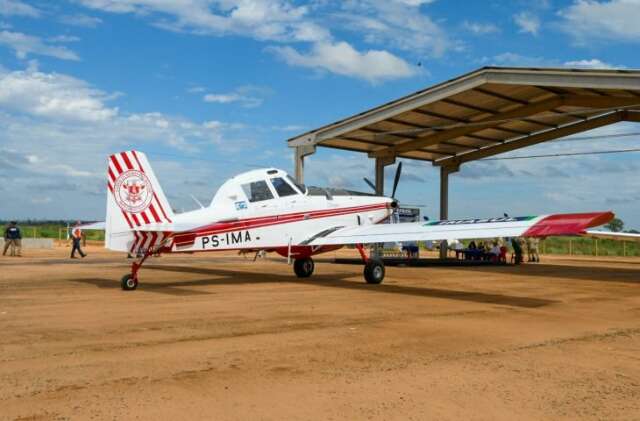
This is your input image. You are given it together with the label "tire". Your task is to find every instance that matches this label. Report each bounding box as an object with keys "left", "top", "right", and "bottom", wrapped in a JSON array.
[
  {"left": 364, "top": 259, "right": 385, "bottom": 284},
  {"left": 121, "top": 274, "right": 138, "bottom": 291},
  {"left": 293, "top": 257, "right": 314, "bottom": 278}
]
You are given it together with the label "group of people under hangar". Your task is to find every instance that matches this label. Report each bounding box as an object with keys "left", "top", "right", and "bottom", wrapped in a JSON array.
[{"left": 450, "top": 237, "right": 540, "bottom": 264}]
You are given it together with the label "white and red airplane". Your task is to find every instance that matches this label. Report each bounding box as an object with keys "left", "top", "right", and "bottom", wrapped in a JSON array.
[{"left": 105, "top": 150, "right": 615, "bottom": 291}]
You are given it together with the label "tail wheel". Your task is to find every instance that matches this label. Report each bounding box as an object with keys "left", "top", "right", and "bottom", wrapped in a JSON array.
[
  {"left": 293, "top": 257, "right": 314, "bottom": 278},
  {"left": 364, "top": 259, "right": 385, "bottom": 284},
  {"left": 121, "top": 274, "right": 138, "bottom": 291}
]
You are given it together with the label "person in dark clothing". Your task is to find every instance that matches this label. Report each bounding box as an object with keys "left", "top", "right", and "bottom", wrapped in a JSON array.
[
  {"left": 70, "top": 223, "right": 87, "bottom": 258},
  {"left": 3, "top": 221, "right": 22, "bottom": 257},
  {"left": 511, "top": 237, "right": 523, "bottom": 264}
]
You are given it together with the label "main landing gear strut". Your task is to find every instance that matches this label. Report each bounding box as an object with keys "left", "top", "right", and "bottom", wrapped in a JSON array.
[
  {"left": 291, "top": 245, "right": 385, "bottom": 284},
  {"left": 121, "top": 248, "right": 154, "bottom": 291}
]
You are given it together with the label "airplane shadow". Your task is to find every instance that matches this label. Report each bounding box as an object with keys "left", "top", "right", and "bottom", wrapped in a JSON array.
[
  {"left": 133, "top": 264, "right": 555, "bottom": 308},
  {"left": 451, "top": 263, "right": 640, "bottom": 285}
]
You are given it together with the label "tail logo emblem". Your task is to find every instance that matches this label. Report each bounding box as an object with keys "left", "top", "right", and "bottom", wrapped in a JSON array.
[{"left": 114, "top": 170, "right": 153, "bottom": 213}]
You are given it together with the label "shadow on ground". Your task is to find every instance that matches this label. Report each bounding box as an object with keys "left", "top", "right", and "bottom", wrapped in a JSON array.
[
  {"left": 451, "top": 263, "right": 640, "bottom": 284},
  {"left": 75, "top": 264, "right": 556, "bottom": 308}
]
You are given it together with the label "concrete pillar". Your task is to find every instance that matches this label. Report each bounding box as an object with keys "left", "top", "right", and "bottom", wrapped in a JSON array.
[
  {"left": 374, "top": 156, "right": 395, "bottom": 196},
  {"left": 440, "top": 166, "right": 449, "bottom": 221},
  {"left": 438, "top": 165, "right": 459, "bottom": 259},
  {"left": 293, "top": 145, "right": 316, "bottom": 183}
]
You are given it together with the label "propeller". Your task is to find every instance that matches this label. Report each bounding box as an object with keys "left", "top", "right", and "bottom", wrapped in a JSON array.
[
  {"left": 363, "top": 177, "right": 376, "bottom": 192},
  {"left": 362, "top": 162, "right": 403, "bottom": 199},
  {"left": 391, "top": 161, "right": 402, "bottom": 199}
]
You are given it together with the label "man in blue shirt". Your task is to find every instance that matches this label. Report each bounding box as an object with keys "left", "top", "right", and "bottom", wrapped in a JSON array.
[{"left": 3, "top": 221, "right": 22, "bottom": 257}]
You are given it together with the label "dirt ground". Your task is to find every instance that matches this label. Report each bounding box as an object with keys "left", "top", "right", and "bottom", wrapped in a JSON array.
[{"left": 1, "top": 245, "right": 639, "bottom": 420}]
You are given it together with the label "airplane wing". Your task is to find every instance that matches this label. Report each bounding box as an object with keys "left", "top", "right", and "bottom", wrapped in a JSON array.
[
  {"left": 584, "top": 230, "right": 640, "bottom": 242},
  {"left": 304, "top": 212, "right": 614, "bottom": 246}
]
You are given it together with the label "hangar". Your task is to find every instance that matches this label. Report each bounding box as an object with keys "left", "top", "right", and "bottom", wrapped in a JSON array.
[{"left": 287, "top": 66, "right": 640, "bottom": 256}]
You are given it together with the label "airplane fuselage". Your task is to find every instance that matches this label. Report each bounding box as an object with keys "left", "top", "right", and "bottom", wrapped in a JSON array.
[{"left": 168, "top": 193, "right": 393, "bottom": 258}]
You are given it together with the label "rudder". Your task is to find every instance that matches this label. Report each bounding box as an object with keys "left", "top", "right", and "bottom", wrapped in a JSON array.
[{"left": 105, "top": 150, "right": 174, "bottom": 251}]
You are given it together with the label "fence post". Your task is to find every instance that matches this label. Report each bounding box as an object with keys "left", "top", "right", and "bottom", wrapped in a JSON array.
[
  {"left": 33, "top": 227, "right": 36, "bottom": 239},
  {"left": 623, "top": 241, "right": 627, "bottom": 257},
  {"left": 595, "top": 239, "right": 599, "bottom": 257},
  {"left": 569, "top": 239, "right": 573, "bottom": 256}
]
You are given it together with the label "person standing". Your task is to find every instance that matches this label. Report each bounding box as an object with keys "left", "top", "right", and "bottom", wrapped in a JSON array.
[
  {"left": 70, "top": 222, "right": 87, "bottom": 258},
  {"left": 511, "top": 237, "right": 523, "bottom": 265},
  {"left": 3, "top": 221, "right": 22, "bottom": 257},
  {"left": 530, "top": 237, "right": 540, "bottom": 262}
]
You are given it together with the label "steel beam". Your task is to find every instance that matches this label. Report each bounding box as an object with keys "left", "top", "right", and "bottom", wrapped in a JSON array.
[
  {"left": 371, "top": 95, "right": 640, "bottom": 158},
  {"left": 435, "top": 111, "right": 625, "bottom": 167},
  {"left": 371, "top": 96, "right": 565, "bottom": 157},
  {"left": 624, "top": 110, "right": 640, "bottom": 122}
]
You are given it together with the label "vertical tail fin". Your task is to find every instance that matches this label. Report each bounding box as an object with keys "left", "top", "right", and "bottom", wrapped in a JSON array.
[{"left": 105, "top": 150, "right": 174, "bottom": 251}]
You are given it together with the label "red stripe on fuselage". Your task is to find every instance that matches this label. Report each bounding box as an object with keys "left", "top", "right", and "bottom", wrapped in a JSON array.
[{"left": 173, "top": 202, "right": 389, "bottom": 246}]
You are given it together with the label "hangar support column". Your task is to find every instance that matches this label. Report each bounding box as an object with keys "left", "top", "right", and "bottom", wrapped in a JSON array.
[
  {"left": 294, "top": 145, "right": 316, "bottom": 184},
  {"left": 439, "top": 165, "right": 459, "bottom": 259},
  {"left": 374, "top": 156, "right": 395, "bottom": 196}
]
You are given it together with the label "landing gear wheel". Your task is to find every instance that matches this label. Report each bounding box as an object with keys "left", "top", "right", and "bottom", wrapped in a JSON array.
[
  {"left": 364, "top": 259, "right": 385, "bottom": 284},
  {"left": 293, "top": 257, "right": 314, "bottom": 278},
  {"left": 121, "top": 274, "right": 138, "bottom": 291}
]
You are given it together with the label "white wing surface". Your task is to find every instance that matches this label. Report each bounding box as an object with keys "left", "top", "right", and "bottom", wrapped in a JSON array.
[{"left": 305, "top": 212, "right": 614, "bottom": 246}]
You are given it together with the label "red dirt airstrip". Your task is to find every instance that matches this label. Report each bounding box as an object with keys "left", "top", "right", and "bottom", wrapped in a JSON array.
[{"left": 1, "top": 246, "right": 639, "bottom": 420}]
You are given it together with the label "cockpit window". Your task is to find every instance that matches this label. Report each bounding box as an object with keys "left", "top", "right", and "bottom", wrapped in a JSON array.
[
  {"left": 241, "top": 181, "right": 274, "bottom": 202},
  {"left": 270, "top": 177, "right": 297, "bottom": 197},
  {"left": 286, "top": 174, "right": 307, "bottom": 195}
]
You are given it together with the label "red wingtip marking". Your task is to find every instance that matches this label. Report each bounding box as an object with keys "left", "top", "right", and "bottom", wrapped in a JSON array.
[{"left": 524, "top": 212, "right": 615, "bottom": 237}]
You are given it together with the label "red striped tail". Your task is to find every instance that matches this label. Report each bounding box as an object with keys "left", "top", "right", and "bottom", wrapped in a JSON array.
[{"left": 105, "top": 150, "right": 174, "bottom": 252}]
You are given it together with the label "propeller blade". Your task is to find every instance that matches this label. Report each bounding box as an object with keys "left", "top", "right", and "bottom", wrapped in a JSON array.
[
  {"left": 363, "top": 177, "right": 376, "bottom": 192},
  {"left": 391, "top": 162, "right": 402, "bottom": 198}
]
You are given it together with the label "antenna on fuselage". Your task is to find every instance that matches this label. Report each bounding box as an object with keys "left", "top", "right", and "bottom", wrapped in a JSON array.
[{"left": 190, "top": 194, "right": 205, "bottom": 209}]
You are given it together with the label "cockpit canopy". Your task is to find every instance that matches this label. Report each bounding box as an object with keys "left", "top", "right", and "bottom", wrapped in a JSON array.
[{"left": 210, "top": 168, "right": 306, "bottom": 207}]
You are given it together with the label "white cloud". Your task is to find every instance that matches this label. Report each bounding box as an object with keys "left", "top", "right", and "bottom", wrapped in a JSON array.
[
  {"left": 484, "top": 52, "right": 554, "bottom": 67},
  {"left": 49, "top": 35, "right": 81, "bottom": 43},
  {"left": 0, "top": 30, "right": 80, "bottom": 60},
  {"left": 58, "top": 14, "right": 103, "bottom": 28},
  {"left": 462, "top": 21, "right": 500, "bottom": 35},
  {"left": 485, "top": 52, "right": 628, "bottom": 69},
  {"left": 563, "top": 58, "right": 625, "bottom": 69},
  {"left": 559, "top": 0, "right": 640, "bottom": 43},
  {"left": 203, "top": 93, "right": 260, "bottom": 107},
  {"left": 0, "top": 65, "right": 266, "bottom": 218},
  {"left": 76, "top": 0, "right": 317, "bottom": 42},
  {"left": 334, "top": 0, "right": 453, "bottom": 57},
  {"left": 196, "top": 85, "right": 269, "bottom": 107},
  {"left": 0, "top": 0, "right": 41, "bottom": 18},
  {"left": 0, "top": 68, "right": 117, "bottom": 122},
  {"left": 74, "top": 0, "right": 421, "bottom": 82},
  {"left": 514, "top": 11, "right": 540, "bottom": 35},
  {"left": 270, "top": 41, "right": 416, "bottom": 83}
]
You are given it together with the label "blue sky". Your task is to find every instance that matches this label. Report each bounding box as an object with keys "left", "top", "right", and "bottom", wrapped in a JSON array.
[{"left": 1, "top": 0, "right": 639, "bottom": 228}]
